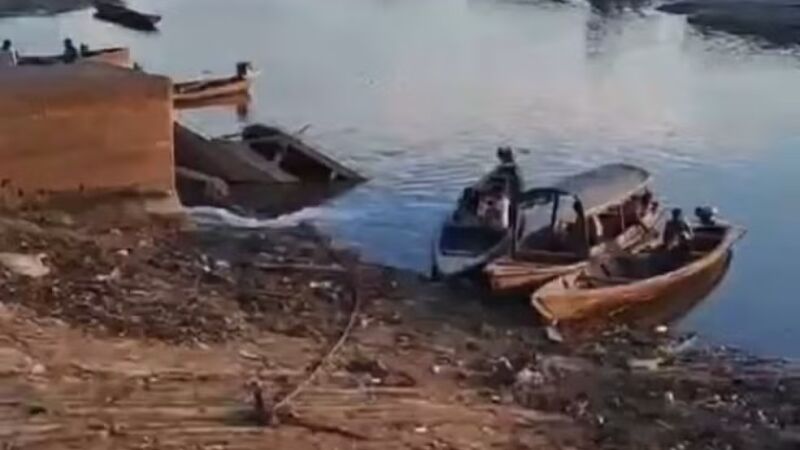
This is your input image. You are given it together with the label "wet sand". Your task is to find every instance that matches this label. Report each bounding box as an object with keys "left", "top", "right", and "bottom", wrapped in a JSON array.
[{"left": 0, "top": 212, "right": 795, "bottom": 449}]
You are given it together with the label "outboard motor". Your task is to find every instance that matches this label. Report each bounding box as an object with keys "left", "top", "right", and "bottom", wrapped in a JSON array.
[
  {"left": 236, "top": 61, "right": 253, "bottom": 79},
  {"left": 694, "top": 206, "right": 718, "bottom": 226}
]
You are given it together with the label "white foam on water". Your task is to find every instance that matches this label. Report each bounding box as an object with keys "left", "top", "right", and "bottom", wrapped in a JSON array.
[{"left": 186, "top": 206, "right": 324, "bottom": 229}]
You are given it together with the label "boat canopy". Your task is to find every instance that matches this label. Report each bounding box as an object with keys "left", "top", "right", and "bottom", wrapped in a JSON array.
[{"left": 519, "top": 163, "right": 651, "bottom": 215}]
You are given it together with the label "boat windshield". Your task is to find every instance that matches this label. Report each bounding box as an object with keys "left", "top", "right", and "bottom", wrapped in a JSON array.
[
  {"left": 440, "top": 224, "right": 506, "bottom": 255},
  {"left": 516, "top": 191, "right": 586, "bottom": 255}
]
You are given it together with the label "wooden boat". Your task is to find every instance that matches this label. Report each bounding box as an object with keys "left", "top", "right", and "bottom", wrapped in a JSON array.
[
  {"left": 174, "top": 63, "right": 256, "bottom": 104},
  {"left": 484, "top": 164, "right": 661, "bottom": 295},
  {"left": 532, "top": 221, "right": 744, "bottom": 323},
  {"left": 174, "top": 121, "right": 365, "bottom": 216},
  {"left": 174, "top": 122, "right": 365, "bottom": 185},
  {"left": 17, "top": 47, "right": 132, "bottom": 68},
  {"left": 432, "top": 153, "right": 524, "bottom": 278},
  {"left": 93, "top": 2, "right": 161, "bottom": 32}
]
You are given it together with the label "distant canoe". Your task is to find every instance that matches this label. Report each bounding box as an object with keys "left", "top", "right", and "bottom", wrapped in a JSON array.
[
  {"left": 93, "top": 3, "right": 161, "bottom": 32},
  {"left": 17, "top": 47, "right": 132, "bottom": 68},
  {"left": 532, "top": 222, "right": 744, "bottom": 323},
  {"left": 174, "top": 76, "right": 252, "bottom": 103},
  {"left": 174, "top": 62, "right": 257, "bottom": 105}
]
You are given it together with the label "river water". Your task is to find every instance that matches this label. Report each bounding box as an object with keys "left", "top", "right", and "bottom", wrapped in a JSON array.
[{"left": 2, "top": 0, "right": 800, "bottom": 357}]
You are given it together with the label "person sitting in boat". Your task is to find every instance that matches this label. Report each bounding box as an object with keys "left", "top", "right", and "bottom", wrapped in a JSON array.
[
  {"left": 663, "top": 208, "right": 693, "bottom": 251},
  {"left": 0, "top": 39, "right": 18, "bottom": 66},
  {"left": 79, "top": 43, "right": 90, "bottom": 57},
  {"left": 236, "top": 62, "right": 253, "bottom": 80},
  {"left": 62, "top": 38, "right": 78, "bottom": 64}
]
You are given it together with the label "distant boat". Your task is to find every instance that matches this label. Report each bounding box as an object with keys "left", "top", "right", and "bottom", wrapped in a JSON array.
[
  {"left": 17, "top": 47, "right": 132, "bottom": 68},
  {"left": 484, "top": 164, "right": 662, "bottom": 295},
  {"left": 532, "top": 219, "right": 744, "bottom": 323},
  {"left": 432, "top": 157, "right": 523, "bottom": 278},
  {"left": 93, "top": 2, "right": 161, "bottom": 32},
  {"left": 174, "top": 63, "right": 257, "bottom": 105}
]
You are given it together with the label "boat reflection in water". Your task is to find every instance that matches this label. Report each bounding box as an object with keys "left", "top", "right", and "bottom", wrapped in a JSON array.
[{"left": 555, "top": 253, "right": 733, "bottom": 340}]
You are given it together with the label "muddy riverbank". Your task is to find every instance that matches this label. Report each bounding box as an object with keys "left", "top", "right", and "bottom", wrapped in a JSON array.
[{"left": 0, "top": 211, "right": 794, "bottom": 449}]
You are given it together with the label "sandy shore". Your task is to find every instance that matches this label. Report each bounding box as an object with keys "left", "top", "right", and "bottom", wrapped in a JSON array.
[{"left": 0, "top": 211, "right": 794, "bottom": 449}]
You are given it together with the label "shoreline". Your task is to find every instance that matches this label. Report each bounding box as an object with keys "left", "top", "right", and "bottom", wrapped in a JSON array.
[{"left": 0, "top": 211, "right": 795, "bottom": 449}]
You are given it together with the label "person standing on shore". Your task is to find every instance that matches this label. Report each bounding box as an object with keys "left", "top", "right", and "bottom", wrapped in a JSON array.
[{"left": 0, "top": 40, "right": 18, "bottom": 66}]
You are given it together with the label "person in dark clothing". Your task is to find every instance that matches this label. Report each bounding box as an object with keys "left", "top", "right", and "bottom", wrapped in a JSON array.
[
  {"left": 79, "top": 43, "right": 90, "bottom": 57},
  {"left": 62, "top": 38, "right": 78, "bottom": 63},
  {"left": 663, "top": 208, "right": 693, "bottom": 251},
  {"left": 496, "top": 147, "right": 523, "bottom": 195}
]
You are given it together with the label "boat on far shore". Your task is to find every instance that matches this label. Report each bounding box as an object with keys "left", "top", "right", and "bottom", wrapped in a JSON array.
[
  {"left": 174, "top": 63, "right": 257, "bottom": 105},
  {"left": 93, "top": 2, "right": 161, "bottom": 32},
  {"left": 18, "top": 46, "right": 132, "bottom": 68}
]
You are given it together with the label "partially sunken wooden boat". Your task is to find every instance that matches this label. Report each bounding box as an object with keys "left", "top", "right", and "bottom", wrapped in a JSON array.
[
  {"left": 174, "top": 122, "right": 365, "bottom": 215},
  {"left": 532, "top": 221, "right": 744, "bottom": 323},
  {"left": 174, "top": 122, "right": 364, "bottom": 185},
  {"left": 484, "top": 164, "right": 661, "bottom": 295},
  {"left": 433, "top": 157, "right": 523, "bottom": 278},
  {"left": 93, "top": 2, "right": 161, "bottom": 32},
  {"left": 174, "top": 63, "right": 256, "bottom": 105},
  {"left": 17, "top": 47, "right": 132, "bottom": 68}
]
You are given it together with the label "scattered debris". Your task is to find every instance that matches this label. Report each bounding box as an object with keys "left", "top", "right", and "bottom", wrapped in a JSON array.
[
  {"left": 0, "top": 252, "right": 49, "bottom": 278},
  {"left": 627, "top": 358, "right": 663, "bottom": 371},
  {"left": 545, "top": 325, "right": 564, "bottom": 343}
]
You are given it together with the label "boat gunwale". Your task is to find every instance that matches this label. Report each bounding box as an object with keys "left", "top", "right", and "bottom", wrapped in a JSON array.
[{"left": 531, "top": 224, "right": 746, "bottom": 322}]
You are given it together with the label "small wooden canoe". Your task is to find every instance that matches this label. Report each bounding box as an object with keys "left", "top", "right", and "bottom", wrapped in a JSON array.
[
  {"left": 432, "top": 158, "right": 524, "bottom": 278},
  {"left": 174, "top": 76, "right": 252, "bottom": 103},
  {"left": 17, "top": 47, "right": 132, "bottom": 68},
  {"left": 532, "top": 223, "right": 744, "bottom": 323},
  {"left": 94, "top": 3, "right": 161, "bottom": 32}
]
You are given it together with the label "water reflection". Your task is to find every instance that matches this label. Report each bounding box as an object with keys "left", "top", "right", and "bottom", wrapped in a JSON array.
[{"left": 0, "top": 0, "right": 90, "bottom": 17}]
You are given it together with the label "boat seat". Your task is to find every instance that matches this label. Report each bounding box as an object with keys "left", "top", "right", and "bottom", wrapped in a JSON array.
[
  {"left": 515, "top": 248, "right": 580, "bottom": 263},
  {"left": 583, "top": 274, "right": 637, "bottom": 284}
]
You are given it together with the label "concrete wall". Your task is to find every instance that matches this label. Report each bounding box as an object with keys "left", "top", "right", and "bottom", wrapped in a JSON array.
[{"left": 0, "top": 63, "right": 175, "bottom": 209}]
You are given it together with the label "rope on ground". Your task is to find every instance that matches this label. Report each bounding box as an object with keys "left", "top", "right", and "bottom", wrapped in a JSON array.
[{"left": 262, "top": 235, "right": 362, "bottom": 425}]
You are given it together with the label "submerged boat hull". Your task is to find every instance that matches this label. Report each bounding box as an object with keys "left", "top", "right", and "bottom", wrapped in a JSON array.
[{"left": 532, "top": 225, "right": 743, "bottom": 323}]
